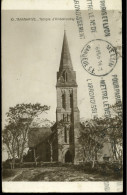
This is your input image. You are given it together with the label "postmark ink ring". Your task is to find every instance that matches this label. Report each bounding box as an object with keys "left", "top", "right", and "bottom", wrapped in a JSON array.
[{"left": 80, "top": 39, "right": 117, "bottom": 77}]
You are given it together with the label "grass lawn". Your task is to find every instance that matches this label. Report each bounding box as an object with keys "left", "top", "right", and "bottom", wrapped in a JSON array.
[{"left": 2, "top": 165, "right": 122, "bottom": 181}]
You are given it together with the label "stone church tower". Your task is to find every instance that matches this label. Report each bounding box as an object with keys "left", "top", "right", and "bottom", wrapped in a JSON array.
[{"left": 54, "top": 31, "right": 81, "bottom": 164}]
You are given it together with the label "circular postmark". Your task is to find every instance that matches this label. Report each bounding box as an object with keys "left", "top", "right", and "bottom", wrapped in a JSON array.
[{"left": 80, "top": 39, "right": 117, "bottom": 76}]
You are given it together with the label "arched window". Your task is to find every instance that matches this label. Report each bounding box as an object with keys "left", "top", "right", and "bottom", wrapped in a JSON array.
[
  {"left": 70, "top": 93, "right": 73, "bottom": 108},
  {"left": 70, "top": 114, "right": 72, "bottom": 122},
  {"left": 64, "top": 126, "right": 67, "bottom": 143},
  {"left": 67, "top": 114, "right": 70, "bottom": 122},
  {"left": 69, "top": 126, "right": 72, "bottom": 143},
  {"left": 62, "top": 93, "right": 66, "bottom": 109},
  {"left": 65, "top": 72, "right": 68, "bottom": 82},
  {"left": 63, "top": 114, "right": 67, "bottom": 122},
  {"left": 63, "top": 71, "right": 67, "bottom": 82}
]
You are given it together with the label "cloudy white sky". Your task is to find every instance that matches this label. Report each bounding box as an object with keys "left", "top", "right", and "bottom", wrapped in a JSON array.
[{"left": 2, "top": 10, "right": 122, "bottom": 127}]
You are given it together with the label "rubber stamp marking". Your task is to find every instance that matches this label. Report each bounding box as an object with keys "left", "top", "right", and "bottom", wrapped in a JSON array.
[
  {"left": 81, "top": 39, "right": 117, "bottom": 76},
  {"left": 87, "top": 79, "right": 98, "bottom": 118},
  {"left": 73, "top": 0, "right": 85, "bottom": 39},
  {"left": 112, "top": 75, "right": 122, "bottom": 116},
  {"left": 100, "top": 79, "right": 111, "bottom": 118},
  {"left": 95, "top": 46, "right": 103, "bottom": 72},
  {"left": 100, "top": 0, "right": 111, "bottom": 37},
  {"left": 86, "top": 0, "right": 97, "bottom": 33},
  {"left": 104, "top": 182, "right": 110, "bottom": 192}
]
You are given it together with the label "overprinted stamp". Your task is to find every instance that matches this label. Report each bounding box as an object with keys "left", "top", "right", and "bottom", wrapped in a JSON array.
[{"left": 80, "top": 39, "right": 117, "bottom": 76}]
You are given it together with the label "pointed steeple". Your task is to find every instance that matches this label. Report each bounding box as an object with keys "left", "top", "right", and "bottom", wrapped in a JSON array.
[
  {"left": 56, "top": 30, "right": 77, "bottom": 87},
  {"left": 59, "top": 30, "right": 73, "bottom": 72}
]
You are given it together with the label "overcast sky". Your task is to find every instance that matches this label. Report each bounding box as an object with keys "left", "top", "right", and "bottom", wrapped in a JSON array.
[{"left": 2, "top": 10, "right": 122, "bottom": 126}]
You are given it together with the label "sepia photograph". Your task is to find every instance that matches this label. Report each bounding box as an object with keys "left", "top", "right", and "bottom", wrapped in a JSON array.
[{"left": 2, "top": 0, "right": 122, "bottom": 192}]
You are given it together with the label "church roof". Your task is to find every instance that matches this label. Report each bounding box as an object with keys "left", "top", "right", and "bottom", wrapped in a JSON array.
[
  {"left": 59, "top": 30, "right": 73, "bottom": 72},
  {"left": 28, "top": 127, "right": 52, "bottom": 148}
]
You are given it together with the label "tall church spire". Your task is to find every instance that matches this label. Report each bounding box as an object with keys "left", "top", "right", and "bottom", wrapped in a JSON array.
[
  {"left": 59, "top": 30, "right": 73, "bottom": 72},
  {"left": 55, "top": 30, "right": 80, "bottom": 164},
  {"left": 57, "top": 31, "right": 77, "bottom": 87}
]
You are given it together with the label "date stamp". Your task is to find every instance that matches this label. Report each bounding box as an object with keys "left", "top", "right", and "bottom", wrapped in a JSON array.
[{"left": 80, "top": 39, "right": 117, "bottom": 76}]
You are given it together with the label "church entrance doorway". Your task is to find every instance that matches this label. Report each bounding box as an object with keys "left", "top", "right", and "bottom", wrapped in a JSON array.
[{"left": 65, "top": 150, "right": 72, "bottom": 163}]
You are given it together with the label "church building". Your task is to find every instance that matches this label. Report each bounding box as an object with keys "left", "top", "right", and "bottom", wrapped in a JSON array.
[
  {"left": 51, "top": 31, "right": 82, "bottom": 164},
  {"left": 28, "top": 31, "right": 112, "bottom": 164},
  {"left": 28, "top": 31, "right": 83, "bottom": 164}
]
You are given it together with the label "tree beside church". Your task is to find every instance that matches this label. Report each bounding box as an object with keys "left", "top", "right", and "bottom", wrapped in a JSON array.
[
  {"left": 27, "top": 31, "right": 123, "bottom": 165},
  {"left": 3, "top": 31, "right": 122, "bottom": 166}
]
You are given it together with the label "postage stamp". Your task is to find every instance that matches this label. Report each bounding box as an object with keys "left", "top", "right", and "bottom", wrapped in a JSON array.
[{"left": 2, "top": 0, "right": 122, "bottom": 193}]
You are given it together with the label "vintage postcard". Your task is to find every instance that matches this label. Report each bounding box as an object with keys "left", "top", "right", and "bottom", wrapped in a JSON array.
[{"left": 2, "top": 0, "right": 122, "bottom": 193}]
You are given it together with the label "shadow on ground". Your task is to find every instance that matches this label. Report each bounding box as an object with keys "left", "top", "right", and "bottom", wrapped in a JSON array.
[{"left": 2, "top": 165, "right": 122, "bottom": 181}]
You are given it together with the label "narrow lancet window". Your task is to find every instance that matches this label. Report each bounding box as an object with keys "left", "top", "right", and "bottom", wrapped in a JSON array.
[
  {"left": 70, "top": 93, "right": 73, "bottom": 108},
  {"left": 65, "top": 72, "right": 67, "bottom": 82},
  {"left": 64, "top": 127, "right": 67, "bottom": 143},
  {"left": 62, "top": 93, "right": 66, "bottom": 109},
  {"left": 63, "top": 71, "right": 67, "bottom": 82}
]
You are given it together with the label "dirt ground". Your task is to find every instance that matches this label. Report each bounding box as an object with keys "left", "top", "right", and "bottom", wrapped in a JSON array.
[{"left": 2, "top": 166, "right": 122, "bottom": 181}]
